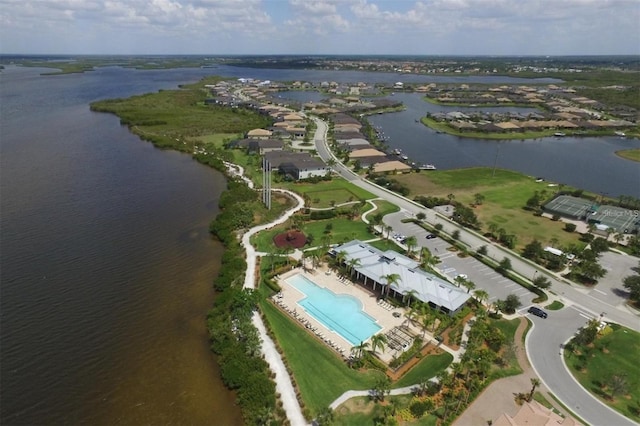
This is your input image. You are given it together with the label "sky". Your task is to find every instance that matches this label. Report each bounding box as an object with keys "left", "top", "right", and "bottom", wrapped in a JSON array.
[{"left": 1, "top": 0, "right": 639, "bottom": 56}]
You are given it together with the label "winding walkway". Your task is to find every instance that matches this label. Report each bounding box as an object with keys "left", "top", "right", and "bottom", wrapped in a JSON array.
[{"left": 227, "top": 162, "right": 308, "bottom": 426}]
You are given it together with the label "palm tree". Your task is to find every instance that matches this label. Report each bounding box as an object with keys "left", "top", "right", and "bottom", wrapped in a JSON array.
[
  {"left": 346, "top": 257, "right": 361, "bottom": 276},
  {"left": 420, "top": 312, "right": 435, "bottom": 338},
  {"left": 335, "top": 250, "right": 348, "bottom": 266},
  {"left": 403, "top": 289, "right": 419, "bottom": 307},
  {"left": 420, "top": 247, "right": 437, "bottom": 271},
  {"left": 381, "top": 273, "right": 401, "bottom": 298},
  {"left": 462, "top": 280, "right": 476, "bottom": 294},
  {"left": 473, "top": 289, "right": 489, "bottom": 306},
  {"left": 353, "top": 340, "right": 369, "bottom": 359},
  {"left": 528, "top": 378, "right": 541, "bottom": 402},
  {"left": 404, "top": 305, "right": 419, "bottom": 327},
  {"left": 404, "top": 235, "right": 417, "bottom": 257},
  {"left": 384, "top": 224, "right": 393, "bottom": 240},
  {"left": 370, "top": 334, "right": 388, "bottom": 355}
]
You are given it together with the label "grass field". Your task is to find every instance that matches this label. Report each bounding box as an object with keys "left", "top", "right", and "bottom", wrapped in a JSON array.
[
  {"left": 489, "top": 318, "right": 523, "bottom": 379},
  {"left": 392, "top": 167, "right": 585, "bottom": 251},
  {"left": 280, "top": 179, "right": 375, "bottom": 208},
  {"left": 564, "top": 325, "right": 640, "bottom": 422},
  {"left": 251, "top": 217, "right": 376, "bottom": 252},
  {"left": 366, "top": 199, "right": 401, "bottom": 218},
  {"left": 615, "top": 149, "right": 640, "bottom": 163},
  {"left": 260, "top": 301, "right": 386, "bottom": 417},
  {"left": 393, "top": 352, "right": 453, "bottom": 388}
]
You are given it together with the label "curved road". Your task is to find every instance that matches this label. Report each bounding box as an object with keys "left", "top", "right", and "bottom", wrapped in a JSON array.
[
  {"left": 526, "top": 307, "right": 638, "bottom": 426},
  {"left": 312, "top": 116, "right": 640, "bottom": 426}
]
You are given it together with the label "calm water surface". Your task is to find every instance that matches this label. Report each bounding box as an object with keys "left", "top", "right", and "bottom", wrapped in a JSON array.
[
  {"left": 1, "top": 66, "right": 242, "bottom": 425},
  {"left": 367, "top": 93, "right": 640, "bottom": 198}
]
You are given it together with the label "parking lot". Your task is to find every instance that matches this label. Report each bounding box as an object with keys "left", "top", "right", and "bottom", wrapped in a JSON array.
[{"left": 384, "top": 211, "right": 537, "bottom": 308}]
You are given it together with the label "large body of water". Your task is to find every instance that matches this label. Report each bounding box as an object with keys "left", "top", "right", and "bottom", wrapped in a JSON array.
[
  {"left": 0, "top": 65, "right": 244, "bottom": 425},
  {"left": 0, "top": 62, "right": 637, "bottom": 425}
]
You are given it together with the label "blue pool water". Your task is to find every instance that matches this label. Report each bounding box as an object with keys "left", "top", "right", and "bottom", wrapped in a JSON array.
[{"left": 287, "top": 274, "right": 382, "bottom": 346}]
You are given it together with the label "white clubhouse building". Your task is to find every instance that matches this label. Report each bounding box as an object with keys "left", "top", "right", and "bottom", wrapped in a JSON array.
[{"left": 330, "top": 240, "right": 471, "bottom": 315}]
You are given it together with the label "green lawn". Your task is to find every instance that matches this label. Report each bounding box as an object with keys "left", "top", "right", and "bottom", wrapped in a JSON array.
[
  {"left": 393, "top": 167, "right": 586, "bottom": 251},
  {"left": 545, "top": 300, "right": 565, "bottom": 310},
  {"left": 489, "top": 318, "right": 523, "bottom": 379},
  {"left": 366, "top": 199, "right": 401, "bottom": 218},
  {"left": 393, "top": 352, "right": 453, "bottom": 388},
  {"left": 280, "top": 179, "right": 375, "bottom": 208},
  {"left": 564, "top": 325, "right": 640, "bottom": 422},
  {"left": 260, "top": 301, "right": 385, "bottom": 417},
  {"left": 251, "top": 217, "right": 376, "bottom": 253}
]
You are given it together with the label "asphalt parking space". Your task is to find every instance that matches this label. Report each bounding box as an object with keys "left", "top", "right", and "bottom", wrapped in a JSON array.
[{"left": 384, "top": 212, "right": 537, "bottom": 308}]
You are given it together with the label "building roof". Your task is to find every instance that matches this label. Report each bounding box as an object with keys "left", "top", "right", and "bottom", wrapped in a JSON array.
[
  {"left": 247, "top": 128, "right": 273, "bottom": 137},
  {"left": 282, "top": 113, "right": 304, "bottom": 121},
  {"left": 372, "top": 161, "right": 412, "bottom": 173},
  {"left": 332, "top": 241, "right": 471, "bottom": 312},
  {"left": 349, "top": 148, "right": 387, "bottom": 158},
  {"left": 263, "top": 151, "right": 326, "bottom": 171},
  {"left": 494, "top": 401, "right": 581, "bottom": 426},
  {"left": 495, "top": 122, "right": 521, "bottom": 130}
]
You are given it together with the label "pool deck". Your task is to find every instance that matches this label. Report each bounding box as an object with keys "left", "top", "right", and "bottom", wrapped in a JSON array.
[{"left": 274, "top": 265, "right": 426, "bottom": 363}]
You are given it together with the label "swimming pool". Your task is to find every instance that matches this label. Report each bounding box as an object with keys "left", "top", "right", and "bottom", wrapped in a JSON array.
[{"left": 286, "top": 274, "right": 382, "bottom": 346}]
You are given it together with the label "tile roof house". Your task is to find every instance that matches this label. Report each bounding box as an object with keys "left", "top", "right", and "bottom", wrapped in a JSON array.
[
  {"left": 372, "top": 160, "right": 412, "bottom": 174},
  {"left": 247, "top": 128, "right": 273, "bottom": 139},
  {"left": 349, "top": 148, "right": 387, "bottom": 158},
  {"left": 494, "top": 401, "right": 581, "bottom": 426}
]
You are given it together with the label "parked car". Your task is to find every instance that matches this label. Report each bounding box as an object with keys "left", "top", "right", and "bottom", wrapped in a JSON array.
[
  {"left": 528, "top": 306, "right": 548, "bottom": 319},
  {"left": 426, "top": 233, "right": 437, "bottom": 239}
]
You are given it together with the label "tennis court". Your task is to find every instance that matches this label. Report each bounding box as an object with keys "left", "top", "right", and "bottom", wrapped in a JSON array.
[
  {"left": 591, "top": 206, "right": 640, "bottom": 233},
  {"left": 544, "top": 195, "right": 596, "bottom": 219}
]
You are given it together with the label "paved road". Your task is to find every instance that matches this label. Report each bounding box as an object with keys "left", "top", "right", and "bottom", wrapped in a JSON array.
[
  {"left": 313, "top": 116, "right": 640, "bottom": 425},
  {"left": 313, "top": 117, "right": 639, "bottom": 334},
  {"left": 525, "top": 306, "right": 638, "bottom": 426}
]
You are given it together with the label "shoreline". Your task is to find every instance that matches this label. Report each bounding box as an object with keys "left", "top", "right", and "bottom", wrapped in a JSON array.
[{"left": 615, "top": 148, "right": 640, "bottom": 162}]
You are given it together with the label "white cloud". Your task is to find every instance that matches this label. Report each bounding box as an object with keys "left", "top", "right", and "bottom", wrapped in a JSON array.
[{"left": 0, "top": 0, "right": 637, "bottom": 54}]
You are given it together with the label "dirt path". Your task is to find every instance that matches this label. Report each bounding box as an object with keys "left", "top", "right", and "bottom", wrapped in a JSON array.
[{"left": 453, "top": 317, "right": 576, "bottom": 425}]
